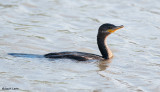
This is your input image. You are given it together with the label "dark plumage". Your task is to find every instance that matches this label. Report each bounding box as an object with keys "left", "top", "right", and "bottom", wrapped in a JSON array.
[{"left": 44, "top": 23, "right": 124, "bottom": 61}]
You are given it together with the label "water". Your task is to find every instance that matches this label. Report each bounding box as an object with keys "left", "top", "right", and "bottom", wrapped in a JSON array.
[{"left": 0, "top": 0, "right": 160, "bottom": 92}]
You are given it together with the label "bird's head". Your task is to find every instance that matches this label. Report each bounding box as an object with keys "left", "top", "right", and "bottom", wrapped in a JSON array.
[{"left": 98, "top": 23, "right": 124, "bottom": 34}]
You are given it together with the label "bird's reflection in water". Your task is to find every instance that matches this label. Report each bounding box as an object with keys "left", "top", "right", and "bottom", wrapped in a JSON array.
[
  {"left": 96, "top": 59, "right": 112, "bottom": 79},
  {"left": 98, "top": 59, "right": 112, "bottom": 71}
]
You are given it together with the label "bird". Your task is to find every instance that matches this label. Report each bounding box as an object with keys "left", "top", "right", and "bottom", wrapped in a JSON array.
[{"left": 44, "top": 23, "right": 124, "bottom": 61}]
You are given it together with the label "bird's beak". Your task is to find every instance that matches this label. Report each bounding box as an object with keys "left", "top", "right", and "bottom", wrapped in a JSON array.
[
  {"left": 114, "top": 25, "right": 124, "bottom": 31},
  {"left": 108, "top": 25, "right": 124, "bottom": 33}
]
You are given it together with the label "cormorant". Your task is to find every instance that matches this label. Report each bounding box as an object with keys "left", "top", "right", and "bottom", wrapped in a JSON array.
[{"left": 44, "top": 23, "right": 124, "bottom": 61}]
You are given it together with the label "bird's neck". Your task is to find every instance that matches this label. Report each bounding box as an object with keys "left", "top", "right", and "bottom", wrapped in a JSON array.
[{"left": 97, "top": 32, "right": 113, "bottom": 59}]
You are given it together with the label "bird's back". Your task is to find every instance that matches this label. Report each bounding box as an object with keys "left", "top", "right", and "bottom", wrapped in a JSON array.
[{"left": 44, "top": 51, "right": 103, "bottom": 61}]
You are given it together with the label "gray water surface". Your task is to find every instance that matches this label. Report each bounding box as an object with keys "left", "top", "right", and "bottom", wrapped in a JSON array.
[{"left": 0, "top": 0, "right": 160, "bottom": 92}]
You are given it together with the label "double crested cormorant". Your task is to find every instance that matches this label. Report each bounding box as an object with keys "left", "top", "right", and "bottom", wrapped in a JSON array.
[{"left": 44, "top": 23, "right": 124, "bottom": 61}]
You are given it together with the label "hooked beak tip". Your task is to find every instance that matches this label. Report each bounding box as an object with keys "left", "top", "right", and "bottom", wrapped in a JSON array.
[
  {"left": 119, "top": 25, "right": 124, "bottom": 28},
  {"left": 114, "top": 25, "right": 124, "bottom": 30}
]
